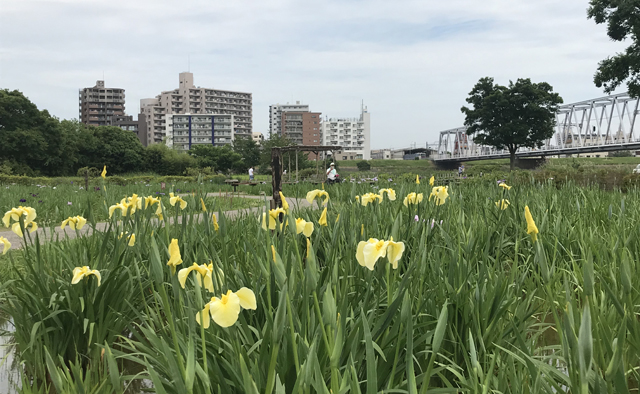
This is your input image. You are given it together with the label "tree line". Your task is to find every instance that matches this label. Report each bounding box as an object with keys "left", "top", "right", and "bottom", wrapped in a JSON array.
[{"left": 0, "top": 90, "right": 312, "bottom": 177}]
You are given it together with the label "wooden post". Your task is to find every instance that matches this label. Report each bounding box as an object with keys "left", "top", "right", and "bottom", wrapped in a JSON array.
[
  {"left": 271, "top": 147, "right": 282, "bottom": 208},
  {"left": 84, "top": 169, "right": 89, "bottom": 191},
  {"left": 315, "top": 152, "right": 319, "bottom": 181},
  {"left": 288, "top": 154, "right": 291, "bottom": 182},
  {"left": 296, "top": 150, "right": 298, "bottom": 183}
]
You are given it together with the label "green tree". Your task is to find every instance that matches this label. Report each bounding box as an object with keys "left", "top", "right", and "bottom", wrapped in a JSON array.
[
  {"left": 588, "top": 1, "right": 640, "bottom": 96},
  {"left": 461, "top": 77, "right": 563, "bottom": 171},
  {"left": 190, "top": 145, "right": 244, "bottom": 174},
  {"left": 145, "top": 144, "right": 196, "bottom": 175},
  {"left": 232, "top": 137, "right": 261, "bottom": 168},
  {"left": 0, "top": 89, "right": 69, "bottom": 176},
  {"left": 73, "top": 124, "right": 145, "bottom": 174},
  {"left": 259, "top": 134, "right": 313, "bottom": 173}
]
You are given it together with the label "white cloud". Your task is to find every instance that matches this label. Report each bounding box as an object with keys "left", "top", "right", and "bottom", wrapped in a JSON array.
[{"left": 0, "top": 0, "right": 628, "bottom": 149}]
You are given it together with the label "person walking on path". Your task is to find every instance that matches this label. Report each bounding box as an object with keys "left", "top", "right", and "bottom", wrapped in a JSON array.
[{"left": 249, "top": 167, "right": 254, "bottom": 181}]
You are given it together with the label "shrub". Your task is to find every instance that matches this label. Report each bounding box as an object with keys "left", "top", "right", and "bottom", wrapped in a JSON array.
[
  {"left": 76, "top": 167, "right": 101, "bottom": 178},
  {"left": 356, "top": 160, "right": 371, "bottom": 171}
]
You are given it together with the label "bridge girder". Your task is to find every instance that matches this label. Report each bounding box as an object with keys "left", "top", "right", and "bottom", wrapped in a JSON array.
[{"left": 434, "top": 92, "right": 640, "bottom": 162}]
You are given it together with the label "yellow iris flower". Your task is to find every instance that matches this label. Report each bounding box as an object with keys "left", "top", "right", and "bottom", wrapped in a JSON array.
[
  {"left": 169, "top": 193, "right": 187, "bottom": 210},
  {"left": 101, "top": 166, "right": 107, "bottom": 179},
  {"left": 0, "top": 236, "right": 11, "bottom": 255},
  {"left": 495, "top": 199, "right": 510, "bottom": 210},
  {"left": 196, "top": 287, "right": 257, "bottom": 328},
  {"left": 167, "top": 238, "right": 183, "bottom": 274},
  {"left": 318, "top": 207, "right": 328, "bottom": 227},
  {"left": 429, "top": 175, "right": 435, "bottom": 186},
  {"left": 335, "top": 213, "right": 340, "bottom": 223},
  {"left": 3, "top": 206, "right": 38, "bottom": 238},
  {"left": 109, "top": 194, "right": 144, "bottom": 218},
  {"left": 306, "top": 189, "right": 329, "bottom": 206},
  {"left": 279, "top": 191, "right": 289, "bottom": 211},
  {"left": 155, "top": 203, "right": 164, "bottom": 220},
  {"left": 386, "top": 237, "right": 406, "bottom": 269},
  {"left": 212, "top": 214, "right": 219, "bottom": 231},
  {"left": 295, "top": 218, "right": 314, "bottom": 237},
  {"left": 378, "top": 188, "right": 397, "bottom": 201},
  {"left": 403, "top": 192, "right": 424, "bottom": 207},
  {"left": 524, "top": 206, "right": 538, "bottom": 242},
  {"left": 429, "top": 186, "right": 449, "bottom": 206},
  {"left": 356, "top": 237, "right": 406, "bottom": 270},
  {"left": 360, "top": 192, "right": 383, "bottom": 206},
  {"left": 144, "top": 196, "right": 161, "bottom": 209},
  {"left": 356, "top": 238, "right": 389, "bottom": 270},
  {"left": 61, "top": 216, "right": 87, "bottom": 230},
  {"left": 200, "top": 198, "right": 207, "bottom": 212},
  {"left": 271, "top": 245, "right": 277, "bottom": 263},
  {"left": 3, "top": 206, "right": 37, "bottom": 227},
  {"left": 499, "top": 182, "right": 512, "bottom": 190},
  {"left": 72, "top": 266, "right": 101, "bottom": 287},
  {"left": 118, "top": 231, "right": 135, "bottom": 246},
  {"left": 178, "top": 262, "right": 215, "bottom": 292},
  {"left": 416, "top": 175, "right": 420, "bottom": 184},
  {"left": 263, "top": 208, "right": 286, "bottom": 231}
]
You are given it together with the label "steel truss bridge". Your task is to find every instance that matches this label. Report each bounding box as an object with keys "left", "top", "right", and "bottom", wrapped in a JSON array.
[{"left": 433, "top": 92, "right": 640, "bottom": 162}]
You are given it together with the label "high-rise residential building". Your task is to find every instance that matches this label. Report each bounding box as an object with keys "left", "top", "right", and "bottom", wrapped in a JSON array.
[
  {"left": 281, "top": 111, "right": 322, "bottom": 144},
  {"left": 141, "top": 72, "right": 252, "bottom": 146},
  {"left": 114, "top": 114, "right": 148, "bottom": 146},
  {"left": 166, "top": 113, "right": 234, "bottom": 151},
  {"left": 281, "top": 111, "right": 322, "bottom": 158},
  {"left": 321, "top": 106, "right": 371, "bottom": 160},
  {"left": 269, "top": 102, "right": 309, "bottom": 137},
  {"left": 78, "top": 80, "right": 126, "bottom": 126}
]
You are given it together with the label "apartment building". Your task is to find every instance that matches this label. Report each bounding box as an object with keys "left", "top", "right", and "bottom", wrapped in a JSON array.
[
  {"left": 252, "top": 132, "right": 264, "bottom": 145},
  {"left": 269, "top": 102, "right": 310, "bottom": 137},
  {"left": 140, "top": 98, "right": 167, "bottom": 145},
  {"left": 78, "top": 80, "right": 125, "bottom": 126},
  {"left": 114, "top": 114, "right": 148, "bottom": 146},
  {"left": 141, "top": 72, "right": 252, "bottom": 145},
  {"left": 321, "top": 106, "right": 371, "bottom": 160},
  {"left": 166, "top": 113, "right": 235, "bottom": 151}
]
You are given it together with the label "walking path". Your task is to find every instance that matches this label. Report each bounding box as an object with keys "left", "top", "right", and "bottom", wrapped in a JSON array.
[{"left": 1, "top": 193, "right": 312, "bottom": 250}]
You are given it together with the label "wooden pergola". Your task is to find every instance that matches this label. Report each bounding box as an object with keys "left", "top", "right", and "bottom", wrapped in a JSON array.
[{"left": 271, "top": 145, "right": 342, "bottom": 208}]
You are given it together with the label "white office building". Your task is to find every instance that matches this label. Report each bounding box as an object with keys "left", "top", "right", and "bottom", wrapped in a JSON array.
[
  {"left": 321, "top": 106, "right": 371, "bottom": 160},
  {"left": 166, "top": 113, "right": 235, "bottom": 151},
  {"left": 269, "top": 102, "right": 309, "bottom": 137}
]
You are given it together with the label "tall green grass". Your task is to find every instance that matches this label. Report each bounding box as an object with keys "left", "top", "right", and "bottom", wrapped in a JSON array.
[{"left": 1, "top": 179, "right": 639, "bottom": 392}]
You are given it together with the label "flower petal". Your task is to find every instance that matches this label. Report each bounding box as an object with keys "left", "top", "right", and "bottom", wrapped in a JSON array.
[
  {"left": 209, "top": 293, "right": 241, "bottom": 327},
  {"left": 236, "top": 287, "right": 257, "bottom": 310}
]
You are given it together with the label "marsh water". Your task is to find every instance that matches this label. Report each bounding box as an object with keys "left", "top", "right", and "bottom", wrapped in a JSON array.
[{"left": 0, "top": 317, "right": 19, "bottom": 393}]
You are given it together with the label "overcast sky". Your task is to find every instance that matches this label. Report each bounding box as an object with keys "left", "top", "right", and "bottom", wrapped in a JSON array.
[{"left": 0, "top": 0, "right": 627, "bottom": 149}]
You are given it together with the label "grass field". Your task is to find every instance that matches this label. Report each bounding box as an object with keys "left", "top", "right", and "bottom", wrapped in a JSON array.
[{"left": 1, "top": 175, "right": 640, "bottom": 393}]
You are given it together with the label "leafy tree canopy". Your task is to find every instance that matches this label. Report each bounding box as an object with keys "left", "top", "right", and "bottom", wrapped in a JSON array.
[
  {"left": 461, "top": 77, "right": 563, "bottom": 170},
  {"left": 259, "top": 134, "right": 312, "bottom": 173},
  {"left": 0, "top": 89, "right": 67, "bottom": 176},
  {"left": 232, "top": 137, "right": 261, "bottom": 168},
  {"left": 190, "top": 145, "right": 244, "bottom": 174},
  {"left": 588, "top": 0, "right": 640, "bottom": 96}
]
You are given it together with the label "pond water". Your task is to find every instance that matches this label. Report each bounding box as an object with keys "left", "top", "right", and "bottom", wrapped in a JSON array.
[{"left": 0, "top": 318, "right": 19, "bottom": 394}]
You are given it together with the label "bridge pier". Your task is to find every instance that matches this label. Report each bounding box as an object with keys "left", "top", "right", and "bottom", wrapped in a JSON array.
[{"left": 515, "top": 157, "right": 546, "bottom": 169}]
